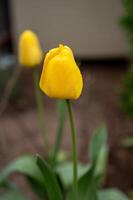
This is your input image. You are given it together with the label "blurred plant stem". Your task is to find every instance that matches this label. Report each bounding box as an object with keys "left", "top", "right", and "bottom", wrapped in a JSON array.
[
  {"left": 0, "top": 66, "right": 22, "bottom": 117},
  {"left": 33, "top": 68, "right": 49, "bottom": 155},
  {"left": 66, "top": 99, "right": 78, "bottom": 200},
  {"left": 51, "top": 100, "right": 66, "bottom": 167}
]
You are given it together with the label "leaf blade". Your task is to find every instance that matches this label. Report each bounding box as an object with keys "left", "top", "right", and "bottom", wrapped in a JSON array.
[
  {"left": 0, "top": 155, "right": 47, "bottom": 199},
  {"left": 36, "top": 156, "right": 63, "bottom": 200}
]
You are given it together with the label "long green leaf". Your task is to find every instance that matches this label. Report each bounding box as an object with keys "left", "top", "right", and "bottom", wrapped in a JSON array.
[
  {"left": 90, "top": 125, "right": 108, "bottom": 168},
  {"left": 78, "top": 169, "right": 98, "bottom": 200},
  {"left": 89, "top": 125, "right": 108, "bottom": 188},
  {"left": 94, "top": 141, "right": 108, "bottom": 187},
  {"left": 36, "top": 156, "right": 63, "bottom": 200},
  {"left": 67, "top": 168, "right": 98, "bottom": 200},
  {"left": 0, "top": 155, "right": 42, "bottom": 183},
  {"left": 0, "top": 155, "right": 47, "bottom": 199}
]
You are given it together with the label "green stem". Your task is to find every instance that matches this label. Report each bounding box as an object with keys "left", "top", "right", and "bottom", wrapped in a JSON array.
[
  {"left": 33, "top": 68, "right": 49, "bottom": 154},
  {"left": 66, "top": 100, "right": 78, "bottom": 200},
  {"left": 52, "top": 100, "right": 66, "bottom": 167}
]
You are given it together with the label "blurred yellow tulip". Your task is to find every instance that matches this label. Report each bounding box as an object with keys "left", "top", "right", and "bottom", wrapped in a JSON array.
[
  {"left": 40, "top": 44, "right": 83, "bottom": 99},
  {"left": 19, "top": 30, "right": 43, "bottom": 67}
]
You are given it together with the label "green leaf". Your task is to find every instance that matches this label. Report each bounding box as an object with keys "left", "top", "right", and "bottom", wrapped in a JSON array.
[
  {"left": 27, "top": 176, "right": 48, "bottom": 199},
  {"left": 36, "top": 156, "right": 63, "bottom": 200},
  {"left": 90, "top": 124, "right": 108, "bottom": 168},
  {"left": 56, "top": 161, "right": 90, "bottom": 188},
  {"left": 77, "top": 169, "right": 98, "bottom": 200},
  {"left": 0, "top": 155, "right": 41, "bottom": 183},
  {"left": 98, "top": 189, "right": 129, "bottom": 200},
  {"left": 0, "top": 189, "right": 28, "bottom": 200},
  {"left": 0, "top": 155, "right": 47, "bottom": 199},
  {"left": 90, "top": 125, "right": 108, "bottom": 187},
  {"left": 94, "top": 141, "right": 108, "bottom": 187},
  {"left": 67, "top": 168, "right": 98, "bottom": 200}
]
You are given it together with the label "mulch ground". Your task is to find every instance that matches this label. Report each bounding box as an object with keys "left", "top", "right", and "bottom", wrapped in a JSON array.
[{"left": 0, "top": 62, "right": 133, "bottom": 199}]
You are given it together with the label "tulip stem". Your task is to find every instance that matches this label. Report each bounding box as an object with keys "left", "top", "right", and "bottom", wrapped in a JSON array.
[
  {"left": 66, "top": 100, "right": 78, "bottom": 200},
  {"left": 33, "top": 68, "right": 49, "bottom": 155}
]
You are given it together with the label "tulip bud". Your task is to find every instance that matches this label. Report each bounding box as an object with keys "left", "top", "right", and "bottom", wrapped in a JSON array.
[
  {"left": 19, "top": 30, "right": 43, "bottom": 67},
  {"left": 39, "top": 44, "right": 83, "bottom": 99}
]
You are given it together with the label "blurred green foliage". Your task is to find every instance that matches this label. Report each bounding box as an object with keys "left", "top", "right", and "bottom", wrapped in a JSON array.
[
  {"left": 120, "top": 0, "right": 133, "bottom": 59},
  {"left": 120, "top": 0, "right": 133, "bottom": 116},
  {"left": 120, "top": 67, "right": 133, "bottom": 116},
  {"left": 0, "top": 125, "right": 129, "bottom": 200}
]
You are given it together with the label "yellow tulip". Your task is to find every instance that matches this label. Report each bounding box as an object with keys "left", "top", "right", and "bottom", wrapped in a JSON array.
[
  {"left": 40, "top": 44, "right": 83, "bottom": 99},
  {"left": 19, "top": 30, "right": 43, "bottom": 67}
]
